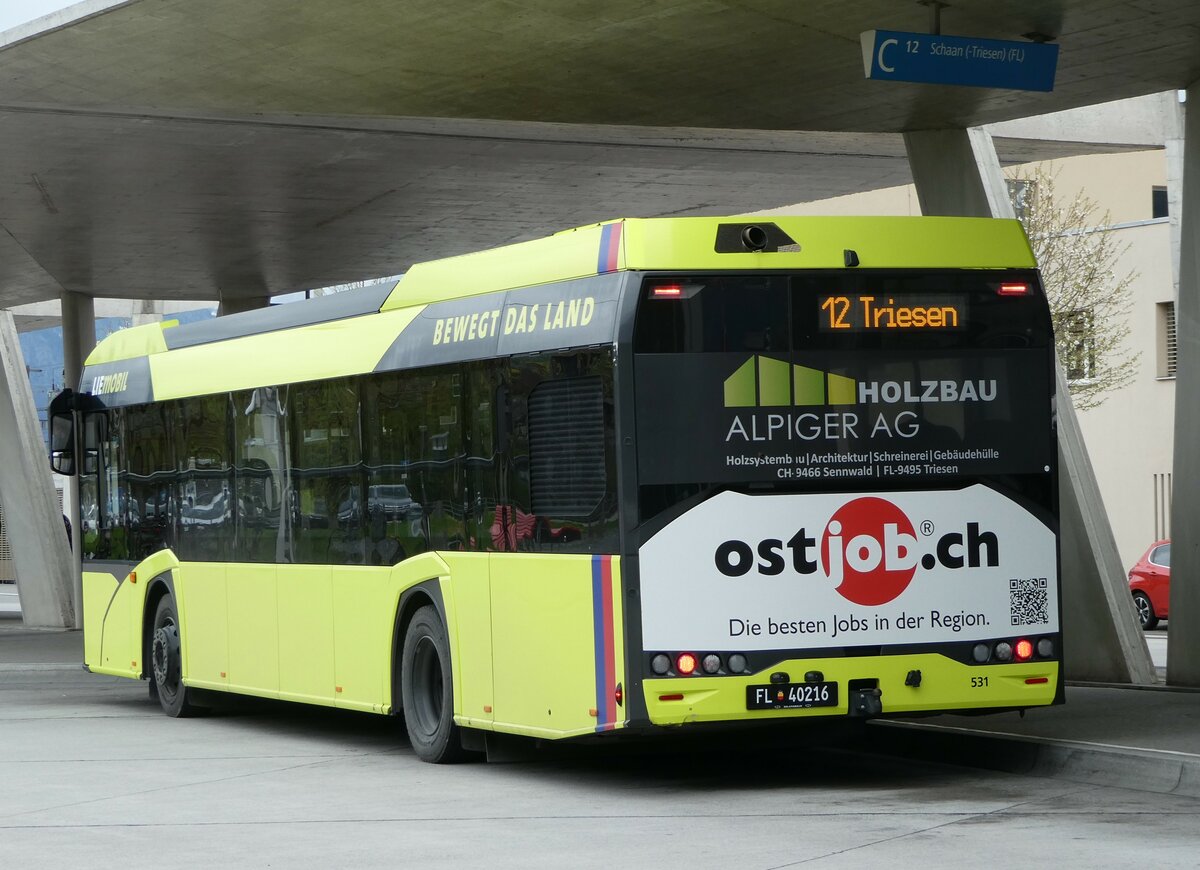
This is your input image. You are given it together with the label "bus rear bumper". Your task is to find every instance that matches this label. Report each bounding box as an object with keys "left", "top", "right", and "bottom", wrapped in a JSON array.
[{"left": 643, "top": 653, "right": 1059, "bottom": 726}]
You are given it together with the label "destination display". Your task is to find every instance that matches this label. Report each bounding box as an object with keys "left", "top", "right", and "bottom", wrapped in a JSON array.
[
  {"left": 818, "top": 293, "right": 967, "bottom": 332},
  {"left": 633, "top": 349, "right": 1052, "bottom": 485}
]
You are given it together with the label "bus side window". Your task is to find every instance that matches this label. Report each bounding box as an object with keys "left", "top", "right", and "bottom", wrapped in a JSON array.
[
  {"left": 78, "top": 412, "right": 103, "bottom": 559},
  {"left": 124, "top": 402, "right": 175, "bottom": 560},
  {"left": 175, "top": 394, "right": 233, "bottom": 562},
  {"left": 505, "top": 353, "right": 619, "bottom": 554},
  {"left": 290, "top": 378, "right": 364, "bottom": 565},
  {"left": 234, "top": 386, "right": 290, "bottom": 564}
]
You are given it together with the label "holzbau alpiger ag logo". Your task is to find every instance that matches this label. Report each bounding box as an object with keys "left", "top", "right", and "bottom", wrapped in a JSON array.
[{"left": 723, "top": 355, "right": 856, "bottom": 408}]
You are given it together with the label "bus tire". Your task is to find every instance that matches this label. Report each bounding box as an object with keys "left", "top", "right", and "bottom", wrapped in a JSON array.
[
  {"left": 401, "top": 605, "right": 465, "bottom": 763},
  {"left": 150, "top": 595, "right": 202, "bottom": 718}
]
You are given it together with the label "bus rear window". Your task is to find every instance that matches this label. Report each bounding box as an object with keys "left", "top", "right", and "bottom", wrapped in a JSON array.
[{"left": 634, "top": 271, "right": 1050, "bottom": 353}]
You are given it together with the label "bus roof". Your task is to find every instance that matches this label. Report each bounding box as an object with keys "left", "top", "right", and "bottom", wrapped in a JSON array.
[
  {"left": 80, "top": 216, "right": 1036, "bottom": 402},
  {"left": 87, "top": 215, "right": 1035, "bottom": 368}
]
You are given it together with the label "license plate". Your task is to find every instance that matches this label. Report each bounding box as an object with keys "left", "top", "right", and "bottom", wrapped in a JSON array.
[{"left": 746, "top": 681, "right": 838, "bottom": 710}]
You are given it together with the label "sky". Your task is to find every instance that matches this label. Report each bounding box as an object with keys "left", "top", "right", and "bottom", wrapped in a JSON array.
[{"left": 0, "top": 1, "right": 100, "bottom": 34}]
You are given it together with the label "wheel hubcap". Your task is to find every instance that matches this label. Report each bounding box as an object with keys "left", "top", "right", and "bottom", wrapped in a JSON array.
[{"left": 152, "top": 618, "right": 181, "bottom": 696}]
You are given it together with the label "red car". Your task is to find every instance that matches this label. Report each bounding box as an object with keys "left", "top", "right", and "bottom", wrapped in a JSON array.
[{"left": 1129, "top": 540, "right": 1171, "bottom": 630}]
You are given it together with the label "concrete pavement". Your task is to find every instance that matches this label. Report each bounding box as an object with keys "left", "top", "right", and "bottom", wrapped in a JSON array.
[
  {"left": 2, "top": 622, "right": 1198, "bottom": 800},
  {"left": 4, "top": 623, "right": 1200, "bottom": 869}
]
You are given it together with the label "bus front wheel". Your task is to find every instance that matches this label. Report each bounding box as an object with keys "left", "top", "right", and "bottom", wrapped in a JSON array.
[
  {"left": 150, "top": 595, "right": 202, "bottom": 718},
  {"left": 401, "top": 605, "right": 466, "bottom": 763}
]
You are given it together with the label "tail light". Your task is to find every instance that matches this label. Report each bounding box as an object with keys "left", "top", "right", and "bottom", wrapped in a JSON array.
[{"left": 675, "top": 653, "right": 698, "bottom": 675}]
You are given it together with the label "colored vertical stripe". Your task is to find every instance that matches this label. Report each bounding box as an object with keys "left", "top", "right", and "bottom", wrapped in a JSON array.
[
  {"left": 597, "top": 223, "right": 622, "bottom": 273},
  {"left": 592, "top": 555, "right": 618, "bottom": 732}
]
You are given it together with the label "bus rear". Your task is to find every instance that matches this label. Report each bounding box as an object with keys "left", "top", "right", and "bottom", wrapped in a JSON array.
[{"left": 626, "top": 241, "right": 1061, "bottom": 727}]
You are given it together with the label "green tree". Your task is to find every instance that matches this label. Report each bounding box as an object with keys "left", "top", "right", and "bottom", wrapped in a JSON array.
[{"left": 1010, "top": 166, "right": 1140, "bottom": 411}]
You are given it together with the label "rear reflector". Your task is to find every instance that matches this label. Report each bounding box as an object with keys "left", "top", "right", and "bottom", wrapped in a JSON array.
[
  {"left": 1025, "top": 677, "right": 1049, "bottom": 685},
  {"left": 659, "top": 693, "right": 685, "bottom": 702}
]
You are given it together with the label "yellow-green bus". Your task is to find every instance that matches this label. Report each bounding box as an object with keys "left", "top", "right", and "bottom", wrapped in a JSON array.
[{"left": 49, "top": 216, "right": 1062, "bottom": 762}]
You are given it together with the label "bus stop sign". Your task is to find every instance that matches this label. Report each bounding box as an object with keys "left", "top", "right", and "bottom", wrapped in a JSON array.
[{"left": 860, "top": 30, "right": 1059, "bottom": 92}]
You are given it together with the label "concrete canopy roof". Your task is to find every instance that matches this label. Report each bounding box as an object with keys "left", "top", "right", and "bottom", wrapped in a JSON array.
[{"left": 0, "top": 0, "right": 1194, "bottom": 305}]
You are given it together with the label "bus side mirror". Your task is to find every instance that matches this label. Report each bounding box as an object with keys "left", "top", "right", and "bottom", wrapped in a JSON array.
[{"left": 48, "top": 390, "right": 76, "bottom": 477}]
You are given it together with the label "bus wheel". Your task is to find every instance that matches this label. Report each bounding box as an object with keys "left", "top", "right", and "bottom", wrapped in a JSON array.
[
  {"left": 401, "top": 605, "right": 465, "bottom": 763},
  {"left": 150, "top": 595, "right": 201, "bottom": 718}
]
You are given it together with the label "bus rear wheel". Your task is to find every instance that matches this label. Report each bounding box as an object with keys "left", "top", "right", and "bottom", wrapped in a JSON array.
[
  {"left": 150, "top": 595, "right": 202, "bottom": 717},
  {"left": 401, "top": 605, "right": 466, "bottom": 763}
]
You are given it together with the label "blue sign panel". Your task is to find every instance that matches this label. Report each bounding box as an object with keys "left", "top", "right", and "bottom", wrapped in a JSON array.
[{"left": 860, "top": 30, "right": 1058, "bottom": 92}]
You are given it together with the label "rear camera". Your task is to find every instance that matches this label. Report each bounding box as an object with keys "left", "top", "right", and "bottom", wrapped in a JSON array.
[
  {"left": 972, "top": 643, "right": 991, "bottom": 663},
  {"left": 1036, "top": 638, "right": 1054, "bottom": 658},
  {"left": 702, "top": 654, "right": 722, "bottom": 675},
  {"left": 728, "top": 654, "right": 748, "bottom": 673},
  {"left": 650, "top": 654, "right": 671, "bottom": 675},
  {"left": 994, "top": 642, "right": 1013, "bottom": 662},
  {"left": 740, "top": 225, "right": 769, "bottom": 252}
]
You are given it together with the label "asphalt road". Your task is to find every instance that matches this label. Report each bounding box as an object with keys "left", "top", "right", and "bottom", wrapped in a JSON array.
[{"left": 3, "top": 664, "right": 1199, "bottom": 869}]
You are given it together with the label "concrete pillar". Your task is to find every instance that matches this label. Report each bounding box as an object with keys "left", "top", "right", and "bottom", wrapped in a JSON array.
[
  {"left": 905, "top": 128, "right": 1017, "bottom": 220},
  {"left": 131, "top": 298, "right": 162, "bottom": 328},
  {"left": 0, "top": 310, "right": 75, "bottom": 628},
  {"left": 904, "top": 127, "right": 1154, "bottom": 684},
  {"left": 1168, "top": 84, "right": 1200, "bottom": 685},
  {"left": 217, "top": 294, "right": 270, "bottom": 317},
  {"left": 61, "top": 290, "right": 95, "bottom": 629}
]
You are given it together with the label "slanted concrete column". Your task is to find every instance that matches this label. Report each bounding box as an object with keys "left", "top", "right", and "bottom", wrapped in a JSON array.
[
  {"left": 0, "top": 310, "right": 75, "bottom": 628},
  {"left": 904, "top": 127, "right": 1154, "bottom": 684},
  {"left": 61, "top": 290, "right": 96, "bottom": 629},
  {"left": 217, "top": 294, "right": 269, "bottom": 317},
  {"left": 905, "top": 128, "right": 1016, "bottom": 220},
  {"left": 1168, "top": 83, "right": 1200, "bottom": 685}
]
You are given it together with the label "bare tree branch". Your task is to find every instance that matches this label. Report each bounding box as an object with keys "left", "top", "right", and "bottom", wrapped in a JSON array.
[{"left": 1012, "top": 166, "right": 1140, "bottom": 411}]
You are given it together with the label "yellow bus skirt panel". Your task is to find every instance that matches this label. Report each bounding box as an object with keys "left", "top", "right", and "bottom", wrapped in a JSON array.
[
  {"left": 330, "top": 565, "right": 391, "bottom": 714},
  {"left": 275, "top": 564, "right": 338, "bottom": 707},
  {"left": 436, "top": 553, "right": 493, "bottom": 727},
  {"left": 83, "top": 550, "right": 182, "bottom": 679},
  {"left": 176, "top": 562, "right": 230, "bottom": 691},
  {"left": 644, "top": 655, "right": 1059, "bottom": 726},
  {"left": 82, "top": 569, "right": 136, "bottom": 678},
  {"left": 227, "top": 562, "right": 281, "bottom": 700},
  {"left": 484, "top": 553, "right": 625, "bottom": 740}
]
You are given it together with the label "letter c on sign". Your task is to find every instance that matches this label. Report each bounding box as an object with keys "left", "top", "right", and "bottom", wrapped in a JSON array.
[{"left": 878, "top": 38, "right": 898, "bottom": 73}]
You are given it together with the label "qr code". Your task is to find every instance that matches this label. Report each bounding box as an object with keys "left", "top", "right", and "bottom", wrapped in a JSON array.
[{"left": 1010, "top": 577, "right": 1049, "bottom": 626}]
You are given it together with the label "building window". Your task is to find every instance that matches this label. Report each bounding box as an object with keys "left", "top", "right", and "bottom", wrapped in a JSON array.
[
  {"left": 1007, "top": 179, "right": 1035, "bottom": 221},
  {"left": 1157, "top": 301, "right": 1177, "bottom": 379},
  {"left": 1061, "top": 309, "right": 1096, "bottom": 382},
  {"left": 1152, "top": 186, "right": 1169, "bottom": 219}
]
